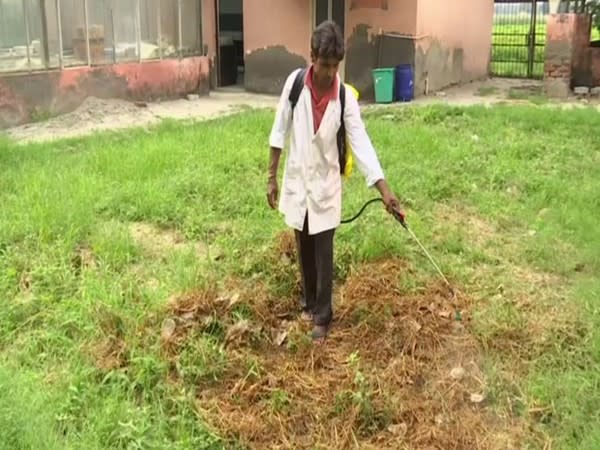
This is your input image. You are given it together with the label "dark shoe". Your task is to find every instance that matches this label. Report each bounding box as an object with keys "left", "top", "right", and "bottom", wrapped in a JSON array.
[{"left": 311, "top": 324, "right": 329, "bottom": 344}]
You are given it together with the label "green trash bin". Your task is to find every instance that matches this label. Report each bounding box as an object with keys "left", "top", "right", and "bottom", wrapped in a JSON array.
[{"left": 372, "top": 68, "right": 395, "bottom": 103}]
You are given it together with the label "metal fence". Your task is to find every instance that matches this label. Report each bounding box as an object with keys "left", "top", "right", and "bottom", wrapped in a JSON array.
[
  {"left": 491, "top": 0, "right": 549, "bottom": 79},
  {"left": 0, "top": 0, "right": 203, "bottom": 73}
]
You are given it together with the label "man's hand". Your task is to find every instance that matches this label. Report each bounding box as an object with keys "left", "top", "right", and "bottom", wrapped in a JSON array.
[
  {"left": 267, "top": 177, "right": 279, "bottom": 209},
  {"left": 375, "top": 179, "right": 406, "bottom": 222}
]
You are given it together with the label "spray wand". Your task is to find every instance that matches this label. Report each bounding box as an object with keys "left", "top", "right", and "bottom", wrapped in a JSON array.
[{"left": 342, "top": 198, "right": 457, "bottom": 304}]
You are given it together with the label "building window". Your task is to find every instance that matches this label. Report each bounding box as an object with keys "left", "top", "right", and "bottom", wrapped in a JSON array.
[
  {"left": 314, "top": 0, "right": 345, "bottom": 37},
  {"left": 160, "top": 0, "right": 179, "bottom": 58},
  {"left": 0, "top": 0, "right": 61, "bottom": 71},
  {"left": 0, "top": 0, "right": 202, "bottom": 73},
  {"left": 59, "top": 0, "right": 89, "bottom": 66},
  {"left": 180, "top": 0, "right": 201, "bottom": 56}
]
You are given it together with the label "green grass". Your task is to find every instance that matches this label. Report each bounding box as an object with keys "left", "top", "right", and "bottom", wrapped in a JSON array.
[{"left": 1, "top": 104, "right": 600, "bottom": 448}]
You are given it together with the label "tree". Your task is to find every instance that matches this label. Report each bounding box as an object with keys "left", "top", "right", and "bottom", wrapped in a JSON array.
[
  {"left": 585, "top": 1, "right": 600, "bottom": 37},
  {"left": 561, "top": 0, "right": 600, "bottom": 37}
]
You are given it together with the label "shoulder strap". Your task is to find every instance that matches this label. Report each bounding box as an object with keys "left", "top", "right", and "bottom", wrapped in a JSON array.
[
  {"left": 340, "top": 82, "right": 346, "bottom": 121},
  {"left": 288, "top": 68, "right": 307, "bottom": 113},
  {"left": 337, "top": 82, "right": 347, "bottom": 175}
]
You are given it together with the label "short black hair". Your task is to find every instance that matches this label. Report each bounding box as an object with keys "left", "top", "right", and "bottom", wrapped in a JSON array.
[{"left": 311, "top": 21, "right": 345, "bottom": 61}]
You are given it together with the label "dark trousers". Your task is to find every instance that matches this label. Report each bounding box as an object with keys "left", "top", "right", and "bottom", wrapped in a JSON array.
[{"left": 294, "top": 215, "right": 335, "bottom": 326}]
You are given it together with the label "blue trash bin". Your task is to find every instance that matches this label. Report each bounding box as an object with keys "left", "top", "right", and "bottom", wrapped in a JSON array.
[{"left": 394, "top": 64, "right": 414, "bottom": 102}]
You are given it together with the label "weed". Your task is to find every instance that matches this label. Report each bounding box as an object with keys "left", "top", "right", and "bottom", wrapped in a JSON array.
[
  {"left": 243, "top": 354, "right": 264, "bottom": 381},
  {"left": 268, "top": 389, "right": 291, "bottom": 413},
  {"left": 346, "top": 352, "right": 392, "bottom": 437},
  {"left": 179, "top": 334, "right": 228, "bottom": 385},
  {"left": 229, "top": 302, "right": 254, "bottom": 321}
]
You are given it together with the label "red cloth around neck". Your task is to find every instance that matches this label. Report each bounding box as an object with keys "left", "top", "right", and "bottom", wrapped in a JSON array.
[{"left": 304, "top": 65, "right": 338, "bottom": 133}]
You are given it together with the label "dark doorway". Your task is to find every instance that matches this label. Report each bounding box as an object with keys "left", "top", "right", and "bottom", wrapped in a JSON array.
[
  {"left": 216, "top": 0, "right": 244, "bottom": 87},
  {"left": 315, "top": 0, "right": 345, "bottom": 37}
]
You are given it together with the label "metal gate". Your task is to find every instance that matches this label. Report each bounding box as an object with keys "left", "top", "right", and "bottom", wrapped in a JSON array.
[{"left": 491, "top": 0, "right": 549, "bottom": 78}]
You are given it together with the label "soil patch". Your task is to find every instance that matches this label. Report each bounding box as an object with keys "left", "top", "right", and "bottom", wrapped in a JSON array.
[
  {"left": 159, "top": 258, "right": 526, "bottom": 449},
  {"left": 129, "top": 222, "right": 211, "bottom": 259},
  {"left": 87, "top": 337, "right": 128, "bottom": 372},
  {"left": 85, "top": 306, "right": 129, "bottom": 372}
]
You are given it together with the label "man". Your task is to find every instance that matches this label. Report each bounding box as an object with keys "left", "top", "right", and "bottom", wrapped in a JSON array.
[{"left": 266, "top": 21, "right": 404, "bottom": 343}]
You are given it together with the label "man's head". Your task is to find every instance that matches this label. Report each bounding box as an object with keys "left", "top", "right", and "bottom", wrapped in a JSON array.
[{"left": 310, "top": 21, "right": 344, "bottom": 89}]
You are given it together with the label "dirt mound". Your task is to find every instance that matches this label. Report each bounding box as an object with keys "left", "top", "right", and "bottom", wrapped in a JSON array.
[
  {"left": 46, "top": 97, "right": 154, "bottom": 130},
  {"left": 158, "top": 258, "right": 522, "bottom": 449},
  {"left": 7, "top": 96, "right": 158, "bottom": 143}
]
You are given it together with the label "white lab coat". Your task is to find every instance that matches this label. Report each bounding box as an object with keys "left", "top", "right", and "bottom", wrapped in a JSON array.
[{"left": 269, "top": 68, "right": 385, "bottom": 235}]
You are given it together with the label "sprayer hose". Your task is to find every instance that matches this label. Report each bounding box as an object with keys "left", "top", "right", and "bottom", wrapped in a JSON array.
[{"left": 341, "top": 198, "right": 384, "bottom": 224}]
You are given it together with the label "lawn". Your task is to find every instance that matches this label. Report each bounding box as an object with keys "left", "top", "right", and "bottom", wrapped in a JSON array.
[{"left": 1, "top": 104, "right": 600, "bottom": 449}]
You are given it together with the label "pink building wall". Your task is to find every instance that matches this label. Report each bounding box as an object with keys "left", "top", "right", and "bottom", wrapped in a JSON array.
[
  {"left": 344, "top": 0, "right": 418, "bottom": 99},
  {"left": 238, "top": 0, "right": 495, "bottom": 99},
  {"left": 0, "top": 57, "right": 211, "bottom": 129},
  {"left": 243, "top": 0, "right": 311, "bottom": 94},
  {"left": 415, "top": 0, "right": 494, "bottom": 94},
  {"left": 346, "top": 1, "right": 418, "bottom": 37},
  {"left": 0, "top": 1, "right": 216, "bottom": 129},
  {"left": 202, "top": 0, "right": 218, "bottom": 88}
]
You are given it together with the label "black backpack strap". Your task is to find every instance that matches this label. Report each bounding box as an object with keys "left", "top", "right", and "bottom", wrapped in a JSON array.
[
  {"left": 340, "top": 82, "right": 346, "bottom": 118},
  {"left": 288, "top": 68, "right": 307, "bottom": 116},
  {"left": 337, "top": 83, "right": 346, "bottom": 175}
]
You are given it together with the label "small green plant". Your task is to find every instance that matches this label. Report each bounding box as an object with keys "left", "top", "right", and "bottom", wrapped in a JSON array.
[
  {"left": 269, "top": 389, "right": 291, "bottom": 413},
  {"left": 333, "top": 390, "right": 353, "bottom": 415},
  {"left": 345, "top": 352, "right": 391, "bottom": 436},
  {"left": 286, "top": 329, "right": 312, "bottom": 354},
  {"left": 178, "top": 335, "right": 227, "bottom": 384},
  {"left": 230, "top": 302, "right": 254, "bottom": 321},
  {"left": 244, "top": 355, "right": 264, "bottom": 381}
]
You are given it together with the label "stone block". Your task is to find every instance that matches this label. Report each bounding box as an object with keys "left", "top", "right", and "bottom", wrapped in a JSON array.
[
  {"left": 544, "top": 78, "right": 570, "bottom": 98},
  {"left": 574, "top": 86, "right": 590, "bottom": 95}
]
